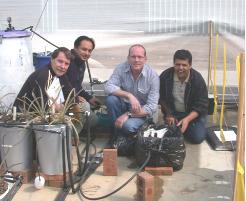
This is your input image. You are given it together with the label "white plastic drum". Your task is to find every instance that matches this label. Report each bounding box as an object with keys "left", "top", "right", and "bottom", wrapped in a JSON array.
[{"left": 0, "top": 30, "right": 34, "bottom": 106}]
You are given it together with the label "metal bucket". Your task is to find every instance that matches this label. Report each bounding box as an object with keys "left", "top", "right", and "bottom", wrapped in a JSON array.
[
  {"left": 0, "top": 125, "right": 33, "bottom": 171},
  {"left": 33, "top": 124, "right": 71, "bottom": 175}
]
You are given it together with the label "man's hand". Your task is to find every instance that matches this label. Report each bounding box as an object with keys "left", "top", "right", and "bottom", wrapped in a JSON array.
[
  {"left": 78, "top": 96, "right": 86, "bottom": 103},
  {"left": 165, "top": 115, "right": 177, "bottom": 126},
  {"left": 128, "top": 94, "right": 141, "bottom": 113},
  {"left": 89, "top": 96, "right": 102, "bottom": 106},
  {"left": 177, "top": 117, "right": 190, "bottom": 133},
  {"left": 114, "top": 113, "right": 129, "bottom": 129}
]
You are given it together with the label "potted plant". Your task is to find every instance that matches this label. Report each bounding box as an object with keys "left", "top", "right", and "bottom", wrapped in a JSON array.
[
  {"left": 0, "top": 92, "right": 34, "bottom": 193},
  {"left": 18, "top": 86, "right": 82, "bottom": 177},
  {"left": 0, "top": 93, "right": 34, "bottom": 174}
]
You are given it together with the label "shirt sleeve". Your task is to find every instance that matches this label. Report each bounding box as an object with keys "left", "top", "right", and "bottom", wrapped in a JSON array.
[
  {"left": 104, "top": 65, "right": 122, "bottom": 95},
  {"left": 190, "top": 73, "right": 208, "bottom": 115},
  {"left": 142, "top": 72, "right": 160, "bottom": 116}
]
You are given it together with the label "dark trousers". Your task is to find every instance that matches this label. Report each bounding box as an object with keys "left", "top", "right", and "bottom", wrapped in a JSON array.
[{"left": 173, "top": 111, "right": 207, "bottom": 144}]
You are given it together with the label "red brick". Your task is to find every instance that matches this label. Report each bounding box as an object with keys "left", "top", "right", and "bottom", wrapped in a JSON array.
[
  {"left": 47, "top": 180, "right": 64, "bottom": 188},
  {"left": 137, "top": 171, "right": 154, "bottom": 201},
  {"left": 103, "top": 149, "right": 118, "bottom": 176},
  {"left": 145, "top": 166, "right": 173, "bottom": 176},
  {"left": 35, "top": 172, "right": 68, "bottom": 181},
  {"left": 35, "top": 172, "right": 69, "bottom": 188}
]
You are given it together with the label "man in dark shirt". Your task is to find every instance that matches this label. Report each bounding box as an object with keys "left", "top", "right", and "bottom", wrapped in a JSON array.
[
  {"left": 67, "top": 36, "right": 100, "bottom": 105},
  {"left": 14, "top": 47, "right": 74, "bottom": 113},
  {"left": 159, "top": 49, "right": 208, "bottom": 144},
  {"left": 67, "top": 36, "right": 101, "bottom": 126}
]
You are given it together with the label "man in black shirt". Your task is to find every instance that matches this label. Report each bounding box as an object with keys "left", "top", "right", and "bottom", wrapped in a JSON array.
[
  {"left": 67, "top": 36, "right": 101, "bottom": 126},
  {"left": 67, "top": 36, "right": 100, "bottom": 105},
  {"left": 159, "top": 49, "right": 208, "bottom": 144},
  {"left": 14, "top": 47, "right": 74, "bottom": 113}
]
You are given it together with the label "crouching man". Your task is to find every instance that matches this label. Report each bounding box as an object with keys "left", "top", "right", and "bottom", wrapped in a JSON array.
[
  {"left": 159, "top": 49, "right": 208, "bottom": 144},
  {"left": 105, "top": 44, "right": 159, "bottom": 145}
]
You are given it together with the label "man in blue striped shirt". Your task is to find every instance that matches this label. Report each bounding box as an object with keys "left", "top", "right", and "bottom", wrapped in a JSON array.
[{"left": 105, "top": 44, "right": 159, "bottom": 139}]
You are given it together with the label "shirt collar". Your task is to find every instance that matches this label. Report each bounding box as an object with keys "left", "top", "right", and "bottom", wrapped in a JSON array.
[{"left": 124, "top": 62, "right": 147, "bottom": 77}]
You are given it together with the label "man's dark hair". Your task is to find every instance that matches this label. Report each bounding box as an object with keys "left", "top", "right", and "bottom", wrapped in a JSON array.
[
  {"left": 128, "top": 44, "right": 146, "bottom": 56},
  {"left": 74, "top": 35, "right": 95, "bottom": 50},
  {"left": 173, "top": 49, "right": 192, "bottom": 65},
  {"left": 51, "top": 47, "right": 73, "bottom": 60}
]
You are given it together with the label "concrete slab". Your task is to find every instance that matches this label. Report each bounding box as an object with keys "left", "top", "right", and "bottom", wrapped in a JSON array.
[
  {"left": 11, "top": 137, "right": 235, "bottom": 201},
  {"left": 8, "top": 32, "right": 242, "bottom": 201}
]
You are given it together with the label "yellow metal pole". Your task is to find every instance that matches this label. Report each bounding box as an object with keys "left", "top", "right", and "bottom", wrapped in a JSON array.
[
  {"left": 219, "top": 43, "right": 227, "bottom": 143},
  {"left": 212, "top": 34, "right": 219, "bottom": 124},
  {"left": 236, "top": 55, "right": 240, "bottom": 88},
  {"left": 233, "top": 53, "right": 245, "bottom": 201},
  {"left": 207, "top": 20, "right": 213, "bottom": 90}
]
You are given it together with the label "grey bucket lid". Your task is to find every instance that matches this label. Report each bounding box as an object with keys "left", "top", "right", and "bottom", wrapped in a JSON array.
[{"left": 0, "top": 30, "right": 31, "bottom": 38}]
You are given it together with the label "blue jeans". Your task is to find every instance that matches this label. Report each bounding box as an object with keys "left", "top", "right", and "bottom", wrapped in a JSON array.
[
  {"left": 172, "top": 111, "right": 207, "bottom": 144},
  {"left": 106, "top": 95, "right": 146, "bottom": 136}
]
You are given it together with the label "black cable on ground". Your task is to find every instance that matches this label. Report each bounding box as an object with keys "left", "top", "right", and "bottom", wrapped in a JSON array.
[
  {"left": 61, "top": 129, "right": 67, "bottom": 188},
  {"left": 82, "top": 112, "right": 91, "bottom": 175},
  {"left": 85, "top": 61, "right": 93, "bottom": 96},
  {"left": 75, "top": 138, "right": 83, "bottom": 175},
  {"left": 79, "top": 139, "right": 97, "bottom": 159},
  {"left": 65, "top": 125, "right": 75, "bottom": 193},
  {"left": 78, "top": 151, "right": 151, "bottom": 200}
]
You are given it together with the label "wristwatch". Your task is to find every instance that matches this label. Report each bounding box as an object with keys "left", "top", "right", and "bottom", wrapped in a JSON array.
[{"left": 127, "top": 112, "right": 132, "bottom": 118}]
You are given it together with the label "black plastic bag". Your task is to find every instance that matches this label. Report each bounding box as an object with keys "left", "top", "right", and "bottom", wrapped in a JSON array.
[
  {"left": 112, "top": 135, "right": 136, "bottom": 156},
  {"left": 135, "top": 123, "right": 186, "bottom": 171}
]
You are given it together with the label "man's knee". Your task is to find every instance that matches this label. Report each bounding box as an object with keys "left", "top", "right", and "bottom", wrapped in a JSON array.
[
  {"left": 185, "top": 122, "right": 207, "bottom": 144},
  {"left": 122, "top": 118, "right": 145, "bottom": 134},
  {"left": 106, "top": 95, "right": 119, "bottom": 106},
  {"left": 186, "top": 132, "right": 207, "bottom": 144},
  {"left": 122, "top": 122, "right": 136, "bottom": 134}
]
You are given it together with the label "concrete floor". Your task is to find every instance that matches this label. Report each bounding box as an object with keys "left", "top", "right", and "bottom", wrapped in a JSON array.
[
  {"left": 11, "top": 134, "right": 235, "bottom": 201},
  {"left": 8, "top": 32, "right": 244, "bottom": 200}
]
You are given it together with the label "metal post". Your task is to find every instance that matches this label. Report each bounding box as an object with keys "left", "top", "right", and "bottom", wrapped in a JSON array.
[
  {"left": 207, "top": 20, "right": 213, "bottom": 90},
  {"left": 233, "top": 53, "right": 245, "bottom": 201}
]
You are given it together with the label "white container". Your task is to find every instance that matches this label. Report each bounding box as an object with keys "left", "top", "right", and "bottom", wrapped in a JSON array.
[{"left": 0, "top": 30, "right": 34, "bottom": 106}]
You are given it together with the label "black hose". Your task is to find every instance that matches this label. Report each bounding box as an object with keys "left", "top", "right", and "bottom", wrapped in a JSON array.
[
  {"left": 78, "top": 151, "right": 151, "bottom": 200},
  {"left": 82, "top": 112, "right": 91, "bottom": 174},
  {"left": 65, "top": 125, "right": 75, "bottom": 193},
  {"left": 85, "top": 60, "right": 93, "bottom": 95},
  {"left": 61, "top": 128, "right": 67, "bottom": 187},
  {"left": 75, "top": 136, "right": 83, "bottom": 175},
  {"left": 21, "top": 26, "right": 59, "bottom": 48},
  {"left": 30, "top": 27, "right": 59, "bottom": 48}
]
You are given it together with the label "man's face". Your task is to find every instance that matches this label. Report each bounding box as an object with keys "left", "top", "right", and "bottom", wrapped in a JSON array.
[
  {"left": 51, "top": 52, "right": 70, "bottom": 77},
  {"left": 174, "top": 59, "right": 191, "bottom": 81},
  {"left": 74, "top": 40, "right": 93, "bottom": 61},
  {"left": 127, "top": 46, "right": 147, "bottom": 72}
]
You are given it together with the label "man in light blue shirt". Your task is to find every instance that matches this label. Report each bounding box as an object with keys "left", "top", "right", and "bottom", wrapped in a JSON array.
[{"left": 105, "top": 44, "right": 159, "bottom": 139}]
